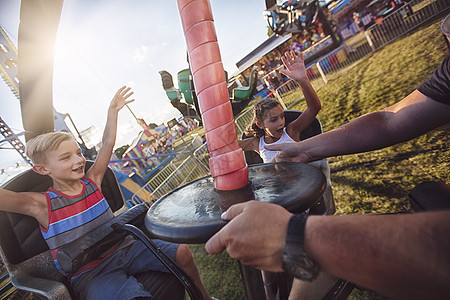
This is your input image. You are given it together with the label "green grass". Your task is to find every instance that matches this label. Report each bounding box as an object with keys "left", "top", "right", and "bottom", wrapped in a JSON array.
[
  {"left": 188, "top": 16, "right": 449, "bottom": 299},
  {"left": 311, "top": 16, "right": 449, "bottom": 216}
]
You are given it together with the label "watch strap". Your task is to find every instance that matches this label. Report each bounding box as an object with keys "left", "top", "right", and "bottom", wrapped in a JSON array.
[
  {"left": 286, "top": 214, "right": 308, "bottom": 245},
  {"left": 282, "top": 214, "right": 320, "bottom": 281}
]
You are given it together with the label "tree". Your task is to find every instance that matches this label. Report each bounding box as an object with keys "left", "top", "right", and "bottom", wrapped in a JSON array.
[{"left": 114, "top": 144, "right": 129, "bottom": 159}]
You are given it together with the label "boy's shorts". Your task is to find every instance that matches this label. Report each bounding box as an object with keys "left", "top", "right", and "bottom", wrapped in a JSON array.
[{"left": 70, "top": 239, "right": 179, "bottom": 300}]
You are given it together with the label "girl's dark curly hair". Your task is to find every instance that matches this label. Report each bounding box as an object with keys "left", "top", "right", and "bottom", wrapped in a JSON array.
[{"left": 244, "top": 98, "right": 282, "bottom": 138}]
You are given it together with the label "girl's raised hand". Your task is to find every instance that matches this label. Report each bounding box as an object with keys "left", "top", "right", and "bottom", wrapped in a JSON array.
[
  {"left": 279, "top": 50, "right": 307, "bottom": 83},
  {"left": 110, "top": 86, "right": 135, "bottom": 111}
]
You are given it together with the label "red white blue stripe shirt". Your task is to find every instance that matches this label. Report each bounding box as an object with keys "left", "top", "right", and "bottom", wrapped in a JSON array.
[{"left": 40, "top": 178, "right": 114, "bottom": 277}]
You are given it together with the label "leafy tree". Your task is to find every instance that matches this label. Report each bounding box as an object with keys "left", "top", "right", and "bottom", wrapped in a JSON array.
[{"left": 114, "top": 144, "right": 129, "bottom": 158}]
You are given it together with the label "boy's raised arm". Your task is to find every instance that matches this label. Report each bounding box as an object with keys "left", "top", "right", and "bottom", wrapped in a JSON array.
[{"left": 86, "top": 86, "right": 134, "bottom": 187}]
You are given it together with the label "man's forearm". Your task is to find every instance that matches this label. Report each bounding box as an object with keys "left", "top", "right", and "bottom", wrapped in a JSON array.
[
  {"left": 302, "top": 110, "right": 399, "bottom": 161},
  {"left": 305, "top": 91, "right": 450, "bottom": 161},
  {"left": 305, "top": 211, "right": 450, "bottom": 299}
]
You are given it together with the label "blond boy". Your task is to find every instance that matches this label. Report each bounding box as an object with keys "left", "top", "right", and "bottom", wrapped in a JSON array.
[{"left": 0, "top": 86, "right": 211, "bottom": 299}]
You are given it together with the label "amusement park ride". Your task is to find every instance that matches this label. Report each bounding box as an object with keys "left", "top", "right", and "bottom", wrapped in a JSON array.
[
  {"left": 0, "top": 0, "right": 340, "bottom": 166},
  {"left": 0, "top": 26, "right": 30, "bottom": 166},
  {"left": 159, "top": 0, "right": 341, "bottom": 120},
  {"left": 265, "top": 0, "right": 323, "bottom": 35},
  {"left": 159, "top": 62, "right": 259, "bottom": 120},
  {"left": 0, "top": 1, "right": 342, "bottom": 299}
]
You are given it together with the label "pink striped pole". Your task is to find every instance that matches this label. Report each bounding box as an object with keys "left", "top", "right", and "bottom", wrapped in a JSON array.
[{"left": 177, "top": 0, "right": 248, "bottom": 190}]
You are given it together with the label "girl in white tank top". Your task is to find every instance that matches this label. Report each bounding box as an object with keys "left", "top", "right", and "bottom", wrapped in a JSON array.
[
  {"left": 238, "top": 51, "right": 322, "bottom": 163},
  {"left": 237, "top": 51, "right": 338, "bottom": 300},
  {"left": 238, "top": 51, "right": 329, "bottom": 300}
]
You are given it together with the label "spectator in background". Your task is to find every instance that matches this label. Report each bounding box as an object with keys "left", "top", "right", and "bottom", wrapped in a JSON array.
[
  {"left": 353, "top": 11, "right": 364, "bottom": 31},
  {"left": 316, "top": 22, "right": 325, "bottom": 38},
  {"left": 275, "top": 69, "right": 285, "bottom": 86},
  {"left": 290, "top": 39, "right": 302, "bottom": 54},
  {"left": 311, "top": 28, "right": 321, "bottom": 43}
]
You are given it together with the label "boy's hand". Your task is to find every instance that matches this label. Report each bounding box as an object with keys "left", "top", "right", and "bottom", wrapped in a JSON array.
[
  {"left": 280, "top": 50, "right": 308, "bottom": 83},
  {"left": 109, "top": 86, "right": 135, "bottom": 112}
]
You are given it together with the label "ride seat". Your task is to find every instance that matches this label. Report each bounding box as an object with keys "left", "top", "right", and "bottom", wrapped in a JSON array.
[
  {"left": 0, "top": 161, "right": 186, "bottom": 299},
  {"left": 178, "top": 69, "right": 195, "bottom": 105},
  {"left": 408, "top": 181, "right": 450, "bottom": 212},
  {"left": 232, "top": 66, "right": 259, "bottom": 101}
]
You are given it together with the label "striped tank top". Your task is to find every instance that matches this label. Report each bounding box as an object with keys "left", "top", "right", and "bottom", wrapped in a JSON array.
[{"left": 40, "top": 178, "right": 114, "bottom": 277}]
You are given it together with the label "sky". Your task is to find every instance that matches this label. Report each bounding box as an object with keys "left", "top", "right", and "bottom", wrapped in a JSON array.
[{"left": 0, "top": 0, "right": 270, "bottom": 183}]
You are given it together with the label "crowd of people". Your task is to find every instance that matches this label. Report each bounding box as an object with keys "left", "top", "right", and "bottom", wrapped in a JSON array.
[
  {"left": 141, "top": 118, "right": 198, "bottom": 158},
  {"left": 337, "top": 0, "right": 409, "bottom": 39},
  {"left": 252, "top": 16, "right": 332, "bottom": 94},
  {"left": 142, "top": 138, "right": 173, "bottom": 157},
  {"left": 257, "top": 20, "right": 328, "bottom": 77}
]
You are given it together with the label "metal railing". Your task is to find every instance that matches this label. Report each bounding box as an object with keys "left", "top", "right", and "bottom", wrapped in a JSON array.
[
  {"left": 308, "top": 0, "right": 448, "bottom": 87},
  {"left": 366, "top": 0, "right": 448, "bottom": 51},
  {"left": 130, "top": 143, "right": 210, "bottom": 206},
  {"left": 271, "top": 0, "right": 448, "bottom": 105},
  {"left": 234, "top": 108, "right": 255, "bottom": 137}
]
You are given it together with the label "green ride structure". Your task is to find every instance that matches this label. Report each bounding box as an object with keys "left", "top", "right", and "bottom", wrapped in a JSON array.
[{"left": 159, "top": 64, "right": 259, "bottom": 120}]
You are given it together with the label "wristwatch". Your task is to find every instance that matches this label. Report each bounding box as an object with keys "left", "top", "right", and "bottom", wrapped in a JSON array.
[{"left": 281, "top": 214, "right": 320, "bottom": 281}]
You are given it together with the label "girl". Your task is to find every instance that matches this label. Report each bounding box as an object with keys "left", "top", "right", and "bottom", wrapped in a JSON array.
[
  {"left": 239, "top": 50, "right": 334, "bottom": 300},
  {"left": 239, "top": 50, "right": 322, "bottom": 164}
]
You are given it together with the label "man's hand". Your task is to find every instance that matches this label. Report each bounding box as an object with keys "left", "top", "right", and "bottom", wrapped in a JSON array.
[
  {"left": 205, "top": 201, "right": 292, "bottom": 271},
  {"left": 265, "top": 142, "right": 313, "bottom": 163},
  {"left": 109, "top": 86, "right": 135, "bottom": 112}
]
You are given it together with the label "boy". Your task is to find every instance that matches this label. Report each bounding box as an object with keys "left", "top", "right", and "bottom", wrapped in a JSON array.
[{"left": 0, "top": 86, "right": 212, "bottom": 299}]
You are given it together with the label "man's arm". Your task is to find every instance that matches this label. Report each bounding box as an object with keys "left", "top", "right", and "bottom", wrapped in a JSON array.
[
  {"left": 205, "top": 201, "right": 450, "bottom": 299},
  {"left": 305, "top": 211, "right": 450, "bottom": 299},
  {"left": 86, "top": 86, "right": 134, "bottom": 186},
  {"left": 267, "top": 91, "right": 450, "bottom": 163}
]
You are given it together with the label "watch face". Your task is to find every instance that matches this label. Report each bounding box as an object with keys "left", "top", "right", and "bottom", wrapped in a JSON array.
[{"left": 282, "top": 254, "right": 319, "bottom": 282}]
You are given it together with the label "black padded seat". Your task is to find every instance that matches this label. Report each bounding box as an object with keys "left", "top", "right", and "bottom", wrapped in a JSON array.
[{"left": 408, "top": 181, "right": 450, "bottom": 212}]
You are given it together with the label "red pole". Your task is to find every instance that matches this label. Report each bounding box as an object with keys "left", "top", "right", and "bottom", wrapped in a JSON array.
[{"left": 177, "top": 0, "right": 248, "bottom": 190}]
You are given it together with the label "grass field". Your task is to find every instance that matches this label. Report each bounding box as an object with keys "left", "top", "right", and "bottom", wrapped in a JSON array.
[{"left": 188, "top": 16, "right": 449, "bottom": 300}]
